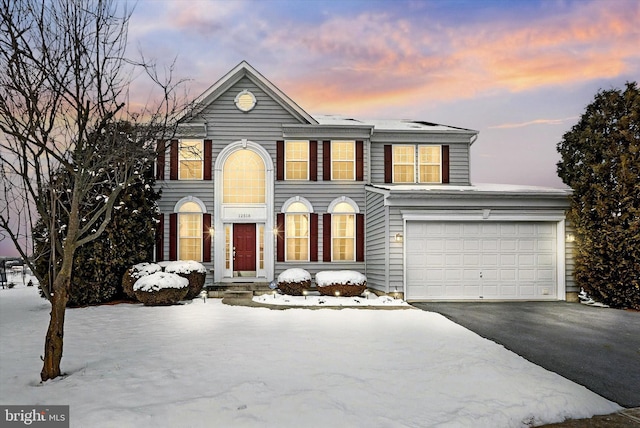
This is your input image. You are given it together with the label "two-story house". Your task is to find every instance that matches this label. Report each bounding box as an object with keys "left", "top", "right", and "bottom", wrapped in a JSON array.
[{"left": 155, "top": 61, "right": 574, "bottom": 302}]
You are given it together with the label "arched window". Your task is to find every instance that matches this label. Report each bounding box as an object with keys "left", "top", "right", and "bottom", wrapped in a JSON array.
[
  {"left": 178, "top": 201, "right": 203, "bottom": 261},
  {"left": 285, "top": 201, "right": 310, "bottom": 261},
  {"left": 328, "top": 198, "right": 358, "bottom": 261},
  {"left": 223, "top": 150, "right": 265, "bottom": 204}
]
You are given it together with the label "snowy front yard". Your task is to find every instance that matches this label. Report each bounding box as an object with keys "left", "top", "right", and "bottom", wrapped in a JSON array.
[{"left": 0, "top": 284, "right": 620, "bottom": 428}]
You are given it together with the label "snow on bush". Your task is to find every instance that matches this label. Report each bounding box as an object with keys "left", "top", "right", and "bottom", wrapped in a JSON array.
[
  {"left": 316, "top": 270, "right": 366, "bottom": 287},
  {"left": 130, "top": 262, "right": 162, "bottom": 279},
  {"left": 164, "top": 260, "right": 206, "bottom": 275},
  {"left": 133, "top": 272, "right": 189, "bottom": 292},
  {"left": 277, "top": 268, "right": 311, "bottom": 283}
]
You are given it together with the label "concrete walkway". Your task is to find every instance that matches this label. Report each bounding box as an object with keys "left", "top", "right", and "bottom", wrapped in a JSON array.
[{"left": 411, "top": 301, "right": 640, "bottom": 408}]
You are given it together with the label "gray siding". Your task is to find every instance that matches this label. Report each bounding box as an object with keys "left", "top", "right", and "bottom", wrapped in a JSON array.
[
  {"left": 369, "top": 141, "right": 470, "bottom": 185},
  {"left": 364, "top": 190, "right": 388, "bottom": 292},
  {"left": 388, "top": 207, "right": 405, "bottom": 291}
]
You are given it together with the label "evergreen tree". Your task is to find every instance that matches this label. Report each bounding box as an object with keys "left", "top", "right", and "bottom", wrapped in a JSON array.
[
  {"left": 34, "top": 122, "right": 161, "bottom": 306},
  {"left": 557, "top": 82, "right": 640, "bottom": 309}
]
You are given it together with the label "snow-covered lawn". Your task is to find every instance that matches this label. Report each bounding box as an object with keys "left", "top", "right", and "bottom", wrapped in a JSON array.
[{"left": 0, "top": 283, "right": 620, "bottom": 428}]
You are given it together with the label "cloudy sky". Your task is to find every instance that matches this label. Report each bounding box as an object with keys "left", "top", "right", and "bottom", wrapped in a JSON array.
[
  {"left": 128, "top": 0, "right": 639, "bottom": 188},
  {"left": 1, "top": 0, "right": 639, "bottom": 257}
]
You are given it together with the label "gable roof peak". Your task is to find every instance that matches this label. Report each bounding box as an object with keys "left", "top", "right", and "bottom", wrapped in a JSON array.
[{"left": 178, "top": 61, "right": 317, "bottom": 125}]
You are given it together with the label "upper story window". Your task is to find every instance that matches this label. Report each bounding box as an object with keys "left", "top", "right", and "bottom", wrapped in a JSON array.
[
  {"left": 331, "top": 140, "right": 355, "bottom": 181},
  {"left": 393, "top": 145, "right": 415, "bottom": 183},
  {"left": 392, "top": 145, "right": 441, "bottom": 184},
  {"left": 418, "top": 146, "right": 441, "bottom": 183},
  {"left": 179, "top": 140, "right": 203, "bottom": 180},
  {"left": 285, "top": 201, "right": 310, "bottom": 261},
  {"left": 223, "top": 149, "right": 265, "bottom": 204},
  {"left": 285, "top": 141, "right": 309, "bottom": 180}
]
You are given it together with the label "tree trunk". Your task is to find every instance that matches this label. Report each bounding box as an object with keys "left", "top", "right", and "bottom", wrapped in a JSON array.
[
  {"left": 40, "top": 238, "right": 75, "bottom": 382},
  {"left": 40, "top": 278, "right": 70, "bottom": 381}
]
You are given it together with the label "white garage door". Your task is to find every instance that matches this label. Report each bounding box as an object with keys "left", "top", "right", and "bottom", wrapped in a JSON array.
[{"left": 406, "top": 222, "right": 557, "bottom": 301}]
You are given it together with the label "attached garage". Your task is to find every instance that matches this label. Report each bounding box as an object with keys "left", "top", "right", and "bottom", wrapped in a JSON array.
[{"left": 405, "top": 221, "right": 559, "bottom": 301}]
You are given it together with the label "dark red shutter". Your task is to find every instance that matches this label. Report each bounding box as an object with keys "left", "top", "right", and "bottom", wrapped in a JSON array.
[
  {"left": 156, "top": 140, "right": 166, "bottom": 180},
  {"left": 276, "top": 213, "right": 285, "bottom": 262},
  {"left": 169, "top": 140, "right": 179, "bottom": 180},
  {"left": 203, "top": 213, "right": 212, "bottom": 262},
  {"left": 323, "top": 213, "right": 332, "bottom": 262},
  {"left": 356, "top": 140, "right": 364, "bottom": 181},
  {"left": 356, "top": 213, "right": 365, "bottom": 262},
  {"left": 169, "top": 213, "right": 177, "bottom": 260},
  {"left": 204, "top": 140, "right": 212, "bottom": 181},
  {"left": 155, "top": 213, "right": 164, "bottom": 261},
  {"left": 276, "top": 140, "right": 285, "bottom": 181},
  {"left": 384, "top": 145, "right": 392, "bottom": 183},
  {"left": 323, "top": 140, "right": 331, "bottom": 181},
  {"left": 442, "top": 144, "right": 450, "bottom": 184},
  {"left": 309, "top": 140, "right": 317, "bottom": 181},
  {"left": 310, "top": 213, "right": 318, "bottom": 262}
]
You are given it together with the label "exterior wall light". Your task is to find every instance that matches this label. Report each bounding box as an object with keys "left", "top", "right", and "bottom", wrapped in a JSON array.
[
  {"left": 394, "top": 232, "right": 404, "bottom": 243},
  {"left": 566, "top": 233, "right": 576, "bottom": 243}
]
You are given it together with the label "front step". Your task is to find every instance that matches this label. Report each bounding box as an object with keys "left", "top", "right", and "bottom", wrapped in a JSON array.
[
  {"left": 223, "top": 290, "right": 254, "bottom": 300},
  {"left": 206, "top": 282, "right": 273, "bottom": 298}
]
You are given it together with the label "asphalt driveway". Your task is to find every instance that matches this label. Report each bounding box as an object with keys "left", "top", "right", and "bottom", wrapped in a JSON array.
[{"left": 411, "top": 301, "right": 640, "bottom": 408}]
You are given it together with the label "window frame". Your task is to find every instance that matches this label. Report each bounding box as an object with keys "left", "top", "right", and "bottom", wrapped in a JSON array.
[
  {"left": 284, "top": 140, "right": 310, "bottom": 181},
  {"left": 418, "top": 145, "right": 442, "bottom": 184},
  {"left": 177, "top": 201, "right": 203, "bottom": 262},
  {"left": 331, "top": 140, "right": 356, "bottom": 181},
  {"left": 392, "top": 144, "right": 442, "bottom": 184},
  {"left": 329, "top": 199, "right": 358, "bottom": 262},
  {"left": 178, "top": 139, "right": 204, "bottom": 181}
]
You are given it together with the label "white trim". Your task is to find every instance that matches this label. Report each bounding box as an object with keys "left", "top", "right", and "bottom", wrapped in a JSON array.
[
  {"left": 174, "top": 196, "right": 207, "bottom": 213},
  {"left": 402, "top": 217, "right": 567, "bottom": 301},
  {"left": 401, "top": 210, "right": 565, "bottom": 222},
  {"left": 214, "top": 141, "right": 274, "bottom": 283},
  {"left": 557, "top": 219, "right": 567, "bottom": 301},
  {"left": 328, "top": 196, "right": 360, "bottom": 213},
  {"left": 281, "top": 196, "right": 314, "bottom": 213}
]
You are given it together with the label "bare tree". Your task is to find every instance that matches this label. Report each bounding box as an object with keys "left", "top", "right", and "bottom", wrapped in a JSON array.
[{"left": 0, "top": 0, "right": 181, "bottom": 381}]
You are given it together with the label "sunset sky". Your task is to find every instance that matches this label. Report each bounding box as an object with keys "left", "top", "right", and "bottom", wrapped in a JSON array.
[
  {"left": 128, "top": 0, "right": 640, "bottom": 187},
  {"left": 1, "top": 0, "right": 639, "bottom": 257}
]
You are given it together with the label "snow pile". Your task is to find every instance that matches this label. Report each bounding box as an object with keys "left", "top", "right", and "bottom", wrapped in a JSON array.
[
  {"left": 277, "top": 268, "right": 311, "bottom": 283},
  {"left": 315, "top": 270, "right": 366, "bottom": 287},
  {"left": 133, "top": 272, "right": 189, "bottom": 292},
  {"left": 253, "top": 291, "right": 408, "bottom": 307},
  {"left": 164, "top": 260, "right": 207, "bottom": 275},
  {"left": 0, "top": 283, "right": 621, "bottom": 427},
  {"left": 130, "top": 262, "right": 162, "bottom": 279}
]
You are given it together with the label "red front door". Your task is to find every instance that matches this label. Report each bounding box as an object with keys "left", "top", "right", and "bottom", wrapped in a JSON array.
[{"left": 233, "top": 223, "right": 256, "bottom": 272}]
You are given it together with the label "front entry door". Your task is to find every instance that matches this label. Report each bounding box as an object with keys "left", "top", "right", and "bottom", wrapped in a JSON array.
[{"left": 233, "top": 223, "right": 256, "bottom": 273}]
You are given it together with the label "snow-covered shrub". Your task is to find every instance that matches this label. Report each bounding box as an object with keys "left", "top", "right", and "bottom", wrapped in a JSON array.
[
  {"left": 122, "top": 263, "right": 162, "bottom": 300},
  {"left": 133, "top": 272, "right": 189, "bottom": 306},
  {"left": 164, "top": 261, "right": 207, "bottom": 300},
  {"left": 277, "top": 268, "right": 311, "bottom": 295},
  {"left": 315, "top": 271, "right": 367, "bottom": 297}
]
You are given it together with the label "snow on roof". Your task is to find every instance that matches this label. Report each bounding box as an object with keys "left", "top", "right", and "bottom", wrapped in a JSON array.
[
  {"left": 316, "top": 270, "right": 367, "bottom": 287},
  {"left": 277, "top": 268, "right": 311, "bottom": 283},
  {"left": 164, "top": 260, "right": 207, "bottom": 275},
  {"left": 314, "top": 114, "right": 476, "bottom": 133},
  {"left": 133, "top": 272, "right": 189, "bottom": 292},
  {"left": 373, "top": 183, "right": 572, "bottom": 195}
]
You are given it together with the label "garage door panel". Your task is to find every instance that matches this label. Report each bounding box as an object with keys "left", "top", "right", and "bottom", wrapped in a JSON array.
[{"left": 406, "top": 221, "right": 558, "bottom": 301}]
